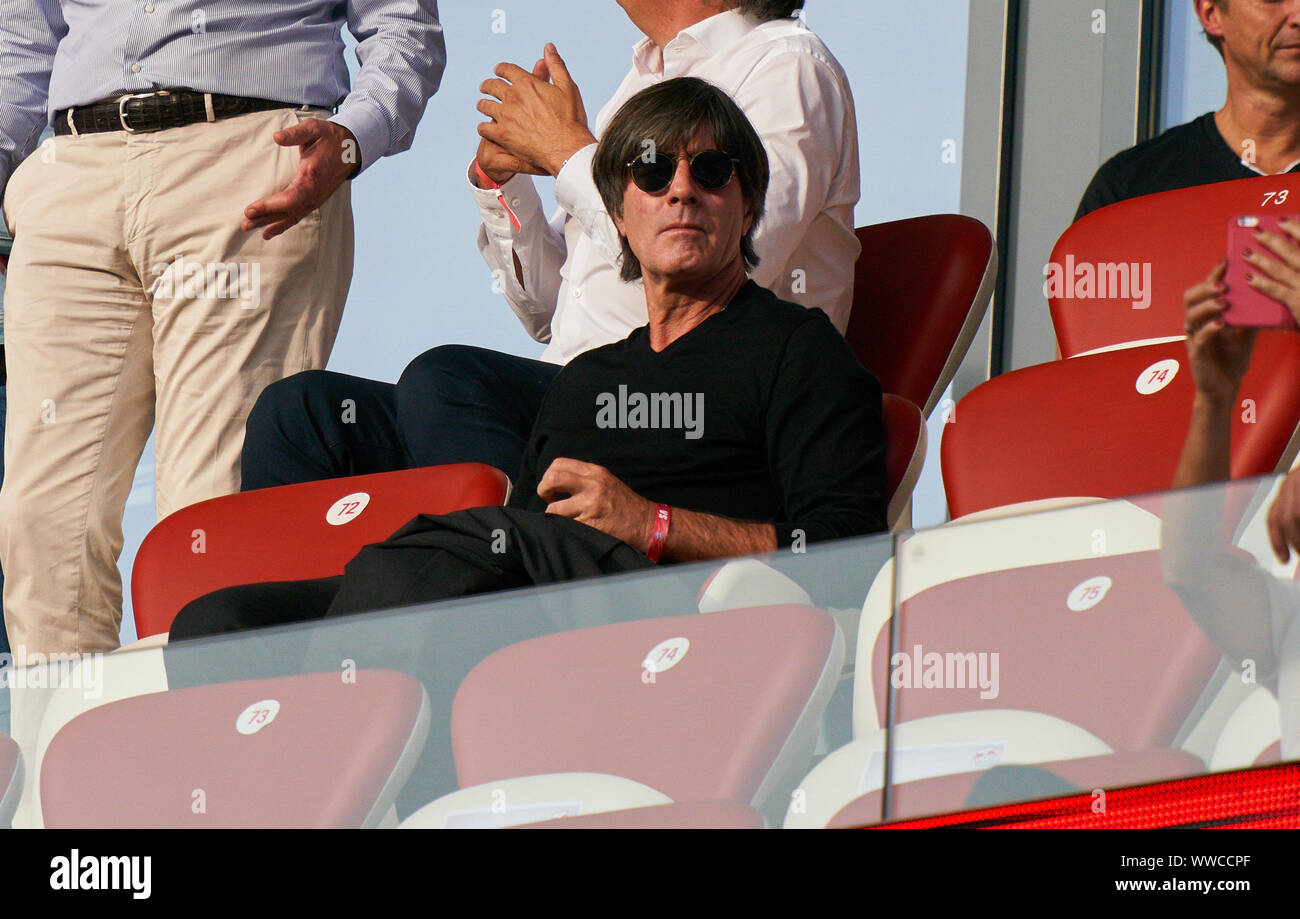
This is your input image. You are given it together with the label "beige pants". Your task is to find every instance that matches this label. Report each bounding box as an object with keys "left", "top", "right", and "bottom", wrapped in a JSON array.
[{"left": 0, "top": 107, "right": 354, "bottom": 656}]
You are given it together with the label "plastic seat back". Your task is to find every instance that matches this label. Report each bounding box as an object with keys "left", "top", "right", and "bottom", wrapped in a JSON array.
[
  {"left": 882, "top": 393, "right": 926, "bottom": 529},
  {"left": 941, "top": 335, "right": 1300, "bottom": 518},
  {"left": 848, "top": 215, "right": 995, "bottom": 416},
  {"left": 1050, "top": 174, "right": 1300, "bottom": 357},
  {"left": 450, "top": 605, "right": 842, "bottom": 809},
  {"left": 131, "top": 462, "right": 508, "bottom": 637},
  {"left": 40, "top": 670, "right": 429, "bottom": 828},
  {"left": 873, "top": 551, "right": 1221, "bottom": 751}
]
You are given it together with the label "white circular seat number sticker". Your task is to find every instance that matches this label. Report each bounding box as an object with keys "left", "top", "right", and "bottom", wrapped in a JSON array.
[
  {"left": 1135, "top": 359, "right": 1179, "bottom": 395},
  {"left": 326, "top": 491, "right": 370, "bottom": 526},
  {"left": 642, "top": 637, "right": 690, "bottom": 674},
  {"left": 237, "top": 699, "right": 280, "bottom": 735},
  {"left": 1067, "top": 576, "right": 1113, "bottom": 612}
]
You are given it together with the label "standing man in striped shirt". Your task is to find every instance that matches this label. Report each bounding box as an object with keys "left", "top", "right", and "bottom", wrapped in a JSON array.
[{"left": 0, "top": 1, "right": 445, "bottom": 656}]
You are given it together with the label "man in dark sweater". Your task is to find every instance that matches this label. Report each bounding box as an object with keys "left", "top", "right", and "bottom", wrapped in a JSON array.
[
  {"left": 1076, "top": 0, "right": 1300, "bottom": 220},
  {"left": 170, "top": 77, "right": 886, "bottom": 639}
]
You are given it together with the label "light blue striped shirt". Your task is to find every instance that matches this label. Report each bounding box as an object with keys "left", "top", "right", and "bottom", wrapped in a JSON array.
[{"left": 0, "top": 0, "right": 446, "bottom": 194}]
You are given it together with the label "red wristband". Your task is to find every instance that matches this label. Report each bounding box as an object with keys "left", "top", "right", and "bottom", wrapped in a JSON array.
[
  {"left": 646, "top": 504, "right": 671, "bottom": 564},
  {"left": 473, "top": 159, "right": 522, "bottom": 233}
]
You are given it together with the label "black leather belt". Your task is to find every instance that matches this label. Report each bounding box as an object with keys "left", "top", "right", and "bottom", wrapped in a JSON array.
[{"left": 53, "top": 90, "right": 304, "bottom": 136}]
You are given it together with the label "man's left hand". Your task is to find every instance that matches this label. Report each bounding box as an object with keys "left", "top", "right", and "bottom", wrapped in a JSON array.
[
  {"left": 1183, "top": 260, "right": 1258, "bottom": 405},
  {"left": 477, "top": 43, "right": 595, "bottom": 177},
  {"left": 537, "top": 458, "right": 655, "bottom": 552},
  {"left": 243, "top": 118, "right": 358, "bottom": 240}
]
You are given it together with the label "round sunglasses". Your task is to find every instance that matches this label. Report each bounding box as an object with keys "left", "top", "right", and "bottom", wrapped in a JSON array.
[{"left": 625, "top": 150, "right": 740, "bottom": 194}]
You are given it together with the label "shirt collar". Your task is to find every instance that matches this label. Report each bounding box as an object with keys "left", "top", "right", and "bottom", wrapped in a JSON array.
[
  {"left": 631, "top": 10, "right": 756, "bottom": 76},
  {"left": 1205, "top": 112, "right": 1300, "bottom": 176},
  {"left": 1242, "top": 156, "right": 1300, "bottom": 176}
]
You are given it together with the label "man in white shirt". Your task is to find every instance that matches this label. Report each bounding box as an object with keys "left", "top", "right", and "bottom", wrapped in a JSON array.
[{"left": 240, "top": 0, "right": 860, "bottom": 491}]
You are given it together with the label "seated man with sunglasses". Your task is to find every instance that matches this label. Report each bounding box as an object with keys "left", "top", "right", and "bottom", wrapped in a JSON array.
[
  {"left": 171, "top": 77, "right": 885, "bottom": 638},
  {"left": 238, "top": 0, "right": 859, "bottom": 504}
]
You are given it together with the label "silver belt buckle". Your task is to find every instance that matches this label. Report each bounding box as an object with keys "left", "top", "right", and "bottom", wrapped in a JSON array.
[{"left": 117, "top": 90, "right": 171, "bottom": 133}]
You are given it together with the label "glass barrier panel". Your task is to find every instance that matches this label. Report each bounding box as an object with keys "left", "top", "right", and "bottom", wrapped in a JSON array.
[
  {"left": 0, "top": 530, "right": 895, "bottom": 829},
  {"left": 883, "top": 476, "right": 1294, "bottom": 828},
  {"left": 11, "top": 476, "right": 1296, "bottom": 829}
]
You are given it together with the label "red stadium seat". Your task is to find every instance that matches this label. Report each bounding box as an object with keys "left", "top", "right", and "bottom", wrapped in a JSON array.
[
  {"left": 39, "top": 670, "right": 429, "bottom": 828},
  {"left": 877, "top": 551, "right": 1222, "bottom": 750},
  {"left": 1049, "top": 173, "right": 1300, "bottom": 358},
  {"left": 130, "top": 462, "right": 509, "bottom": 638},
  {"left": 0, "top": 735, "right": 22, "bottom": 828},
  {"left": 787, "top": 499, "right": 1229, "bottom": 828},
  {"left": 881, "top": 393, "right": 926, "bottom": 530},
  {"left": 940, "top": 334, "right": 1300, "bottom": 519},
  {"left": 789, "top": 548, "right": 1223, "bottom": 828},
  {"left": 400, "top": 605, "right": 843, "bottom": 827},
  {"left": 848, "top": 216, "right": 996, "bottom": 417}
]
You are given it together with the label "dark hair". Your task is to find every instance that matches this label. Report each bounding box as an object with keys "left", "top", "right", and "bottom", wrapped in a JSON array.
[
  {"left": 1203, "top": 0, "right": 1226, "bottom": 59},
  {"left": 737, "top": 0, "right": 805, "bottom": 21},
  {"left": 592, "top": 77, "right": 770, "bottom": 283}
]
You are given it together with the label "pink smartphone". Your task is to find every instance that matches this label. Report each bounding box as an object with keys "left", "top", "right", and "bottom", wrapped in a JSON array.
[{"left": 1224, "top": 214, "right": 1300, "bottom": 330}]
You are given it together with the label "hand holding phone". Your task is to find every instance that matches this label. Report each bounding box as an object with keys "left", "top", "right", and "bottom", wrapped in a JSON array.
[{"left": 1224, "top": 214, "right": 1300, "bottom": 330}]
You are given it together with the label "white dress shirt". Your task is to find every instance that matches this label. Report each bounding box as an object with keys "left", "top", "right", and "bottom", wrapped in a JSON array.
[{"left": 472, "top": 9, "right": 860, "bottom": 365}]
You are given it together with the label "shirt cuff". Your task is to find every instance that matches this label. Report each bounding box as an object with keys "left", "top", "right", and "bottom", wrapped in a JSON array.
[
  {"left": 469, "top": 171, "right": 545, "bottom": 237},
  {"left": 554, "top": 143, "right": 600, "bottom": 215},
  {"left": 329, "top": 100, "right": 388, "bottom": 177}
]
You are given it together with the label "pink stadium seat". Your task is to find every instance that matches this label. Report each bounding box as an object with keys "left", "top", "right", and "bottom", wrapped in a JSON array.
[
  {"left": 131, "top": 462, "right": 509, "bottom": 638},
  {"left": 39, "top": 670, "right": 429, "bottom": 828},
  {"left": 828, "top": 749, "right": 1205, "bottom": 828},
  {"left": 940, "top": 334, "right": 1300, "bottom": 519},
  {"left": 786, "top": 543, "right": 1222, "bottom": 828},
  {"left": 871, "top": 551, "right": 1222, "bottom": 752},
  {"left": 848, "top": 216, "right": 996, "bottom": 417},
  {"left": 0, "top": 735, "right": 22, "bottom": 828},
  {"left": 439, "top": 605, "right": 842, "bottom": 821},
  {"left": 517, "top": 800, "right": 765, "bottom": 829},
  {"left": 1050, "top": 173, "right": 1300, "bottom": 358}
]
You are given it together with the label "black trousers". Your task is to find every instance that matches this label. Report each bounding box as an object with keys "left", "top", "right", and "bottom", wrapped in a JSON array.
[
  {"left": 170, "top": 506, "right": 656, "bottom": 640},
  {"left": 239, "top": 344, "right": 564, "bottom": 490}
]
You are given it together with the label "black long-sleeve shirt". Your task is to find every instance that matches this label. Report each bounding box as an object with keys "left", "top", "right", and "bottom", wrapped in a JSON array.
[{"left": 507, "top": 280, "right": 887, "bottom": 546}]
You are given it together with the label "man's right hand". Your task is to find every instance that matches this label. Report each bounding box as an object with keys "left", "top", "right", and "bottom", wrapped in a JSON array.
[{"left": 470, "top": 56, "right": 553, "bottom": 188}]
